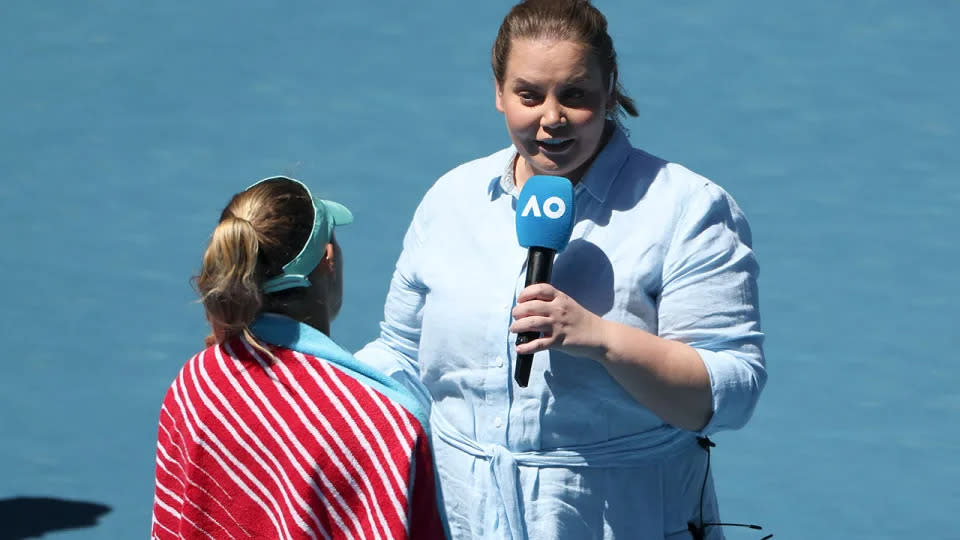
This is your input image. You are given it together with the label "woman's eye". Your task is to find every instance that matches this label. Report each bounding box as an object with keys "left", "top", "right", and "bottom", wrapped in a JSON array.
[
  {"left": 518, "top": 92, "right": 541, "bottom": 104},
  {"left": 563, "top": 89, "right": 585, "bottom": 101}
]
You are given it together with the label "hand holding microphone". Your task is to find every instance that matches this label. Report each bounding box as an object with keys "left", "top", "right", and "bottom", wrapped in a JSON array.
[{"left": 513, "top": 175, "right": 575, "bottom": 387}]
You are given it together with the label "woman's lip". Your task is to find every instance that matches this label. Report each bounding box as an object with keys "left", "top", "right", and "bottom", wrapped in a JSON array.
[{"left": 536, "top": 138, "right": 575, "bottom": 153}]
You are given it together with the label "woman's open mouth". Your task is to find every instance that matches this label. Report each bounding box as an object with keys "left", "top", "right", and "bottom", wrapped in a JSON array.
[{"left": 536, "top": 138, "right": 575, "bottom": 153}]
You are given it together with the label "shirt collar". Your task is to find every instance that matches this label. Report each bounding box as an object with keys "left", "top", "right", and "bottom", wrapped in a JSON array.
[
  {"left": 578, "top": 124, "right": 631, "bottom": 203},
  {"left": 498, "top": 155, "right": 520, "bottom": 198},
  {"left": 497, "top": 123, "right": 631, "bottom": 203}
]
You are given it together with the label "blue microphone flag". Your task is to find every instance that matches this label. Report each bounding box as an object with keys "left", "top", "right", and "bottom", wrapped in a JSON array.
[{"left": 516, "top": 175, "right": 575, "bottom": 252}]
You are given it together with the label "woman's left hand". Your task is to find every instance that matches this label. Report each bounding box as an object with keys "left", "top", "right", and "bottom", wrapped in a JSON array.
[
  {"left": 509, "top": 283, "right": 607, "bottom": 361},
  {"left": 511, "top": 284, "right": 714, "bottom": 430}
]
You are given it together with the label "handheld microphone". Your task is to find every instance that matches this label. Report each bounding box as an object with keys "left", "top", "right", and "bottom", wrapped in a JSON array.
[{"left": 514, "top": 175, "right": 575, "bottom": 387}]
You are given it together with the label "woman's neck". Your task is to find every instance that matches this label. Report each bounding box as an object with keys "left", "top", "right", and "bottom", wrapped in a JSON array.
[{"left": 263, "top": 301, "right": 331, "bottom": 337}]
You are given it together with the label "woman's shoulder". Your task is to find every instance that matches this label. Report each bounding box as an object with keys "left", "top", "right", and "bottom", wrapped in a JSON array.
[
  {"left": 407, "top": 145, "right": 515, "bottom": 230},
  {"left": 424, "top": 145, "right": 515, "bottom": 199},
  {"left": 634, "top": 154, "right": 753, "bottom": 245},
  {"left": 442, "top": 145, "right": 515, "bottom": 181},
  {"left": 595, "top": 128, "right": 739, "bottom": 211},
  {"left": 249, "top": 313, "right": 434, "bottom": 434},
  {"left": 170, "top": 342, "right": 228, "bottom": 382},
  {"left": 159, "top": 341, "right": 245, "bottom": 415},
  {"left": 291, "top": 347, "right": 432, "bottom": 439},
  {"left": 625, "top": 145, "right": 745, "bottom": 217}
]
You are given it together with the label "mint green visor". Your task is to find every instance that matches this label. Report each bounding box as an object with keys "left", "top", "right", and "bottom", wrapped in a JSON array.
[{"left": 248, "top": 176, "right": 354, "bottom": 294}]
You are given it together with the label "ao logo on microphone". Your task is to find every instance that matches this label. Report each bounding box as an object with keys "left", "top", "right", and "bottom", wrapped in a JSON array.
[
  {"left": 516, "top": 175, "right": 575, "bottom": 252},
  {"left": 520, "top": 195, "right": 567, "bottom": 219}
]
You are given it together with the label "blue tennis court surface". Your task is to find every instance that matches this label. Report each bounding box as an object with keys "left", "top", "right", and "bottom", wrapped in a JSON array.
[{"left": 1, "top": 2, "right": 957, "bottom": 538}]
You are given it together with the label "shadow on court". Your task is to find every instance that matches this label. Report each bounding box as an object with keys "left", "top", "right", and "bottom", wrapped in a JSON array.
[{"left": 0, "top": 497, "right": 111, "bottom": 540}]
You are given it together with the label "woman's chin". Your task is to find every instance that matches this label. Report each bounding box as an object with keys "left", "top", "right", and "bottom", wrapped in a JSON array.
[{"left": 531, "top": 160, "right": 574, "bottom": 178}]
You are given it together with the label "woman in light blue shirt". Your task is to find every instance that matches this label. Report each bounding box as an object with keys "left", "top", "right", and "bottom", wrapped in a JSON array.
[{"left": 356, "top": 1, "right": 767, "bottom": 538}]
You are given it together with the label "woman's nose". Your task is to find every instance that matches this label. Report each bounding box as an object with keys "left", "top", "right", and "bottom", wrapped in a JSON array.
[{"left": 540, "top": 100, "right": 566, "bottom": 128}]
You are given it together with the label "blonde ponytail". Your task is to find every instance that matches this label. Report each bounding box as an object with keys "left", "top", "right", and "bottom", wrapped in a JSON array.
[
  {"left": 193, "top": 177, "right": 315, "bottom": 353},
  {"left": 196, "top": 214, "right": 264, "bottom": 343}
]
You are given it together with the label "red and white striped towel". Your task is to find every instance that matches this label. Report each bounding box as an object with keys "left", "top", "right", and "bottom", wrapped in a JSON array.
[{"left": 152, "top": 338, "right": 445, "bottom": 539}]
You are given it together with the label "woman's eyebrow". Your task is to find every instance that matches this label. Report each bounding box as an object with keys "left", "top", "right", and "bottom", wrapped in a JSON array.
[
  {"left": 565, "top": 72, "right": 592, "bottom": 84},
  {"left": 512, "top": 73, "right": 592, "bottom": 88}
]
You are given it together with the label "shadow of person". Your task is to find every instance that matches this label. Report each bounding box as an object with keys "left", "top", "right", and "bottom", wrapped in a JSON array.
[
  {"left": 551, "top": 238, "right": 616, "bottom": 317},
  {"left": 0, "top": 497, "right": 111, "bottom": 540}
]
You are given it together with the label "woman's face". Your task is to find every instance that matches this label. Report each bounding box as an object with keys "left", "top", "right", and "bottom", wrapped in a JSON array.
[
  {"left": 305, "top": 234, "right": 343, "bottom": 324},
  {"left": 496, "top": 38, "right": 610, "bottom": 186},
  {"left": 325, "top": 235, "right": 344, "bottom": 321}
]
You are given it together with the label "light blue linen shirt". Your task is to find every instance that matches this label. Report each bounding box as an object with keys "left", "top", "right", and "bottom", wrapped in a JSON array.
[{"left": 355, "top": 126, "right": 766, "bottom": 539}]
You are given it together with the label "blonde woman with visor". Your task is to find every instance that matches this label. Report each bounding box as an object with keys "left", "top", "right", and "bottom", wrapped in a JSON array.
[{"left": 151, "top": 176, "right": 447, "bottom": 540}]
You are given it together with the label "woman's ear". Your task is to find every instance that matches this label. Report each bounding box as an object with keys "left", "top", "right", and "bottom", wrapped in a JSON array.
[{"left": 321, "top": 242, "right": 336, "bottom": 273}]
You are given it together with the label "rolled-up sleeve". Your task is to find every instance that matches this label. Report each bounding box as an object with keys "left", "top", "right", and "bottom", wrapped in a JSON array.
[
  {"left": 354, "top": 202, "right": 432, "bottom": 412},
  {"left": 658, "top": 181, "right": 766, "bottom": 435}
]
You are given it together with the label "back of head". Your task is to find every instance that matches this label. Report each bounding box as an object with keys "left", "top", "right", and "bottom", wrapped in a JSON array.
[
  {"left": 195, "top": 178, "right": 313, "bottom": 345},
  {"left": 492, "top": 0, "right": 638, "bottom": 120}
]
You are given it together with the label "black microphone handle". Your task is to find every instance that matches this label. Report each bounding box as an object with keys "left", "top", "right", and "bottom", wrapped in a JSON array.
[{"left": 514, "top": 247, "right": 556, "bottom": 387}]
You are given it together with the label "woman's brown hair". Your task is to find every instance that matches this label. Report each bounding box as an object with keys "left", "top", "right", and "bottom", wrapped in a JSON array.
[
  {"left": 194, "top": 178, "right": 313, "bottom": 347},
  {"left": 492, "top": 0, "right": 638, "bottom": 120}
]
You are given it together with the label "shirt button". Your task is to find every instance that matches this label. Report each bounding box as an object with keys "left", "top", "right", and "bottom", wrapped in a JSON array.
[
  {"left": 494, "top": 417, "right": 503, "bottom": 428},
  {"left": 496, "top": 356, "right": 505, "bottom": 368}
]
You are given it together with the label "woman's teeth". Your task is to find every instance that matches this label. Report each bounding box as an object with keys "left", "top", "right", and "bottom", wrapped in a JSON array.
[{"left": 538, "top": 138, "right": 574, "bottom": 151}]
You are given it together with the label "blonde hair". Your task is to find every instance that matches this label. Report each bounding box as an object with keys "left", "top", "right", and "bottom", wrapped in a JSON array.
[{"left": 194, "top": 178, "right": 314, "bottom": 352}]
